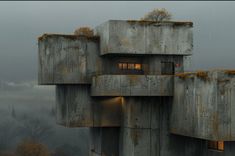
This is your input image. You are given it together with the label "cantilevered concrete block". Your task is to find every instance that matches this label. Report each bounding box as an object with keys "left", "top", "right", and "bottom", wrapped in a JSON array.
[
  {"left": 170, "top": 70, "right": 235, "bottom": 141},
  {"left": 56, "top": 85, "right": 121, "bottom": 127},
  {"left": 91, "top": 75, "right": 173, "bottom": 96},
  {"left": 38, "top": 34, "right": 101, "bottom": 84},
  {"left": 95, "top": 20, "right": 193, "bottom": 55}
]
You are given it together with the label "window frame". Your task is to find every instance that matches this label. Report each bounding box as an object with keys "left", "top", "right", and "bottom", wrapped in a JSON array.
[
  {"left": 208, "top": 141, "right": 224, "bottom": 152},
  {"left": 118, "top": 62, "right": 143, "bottom": 74}
]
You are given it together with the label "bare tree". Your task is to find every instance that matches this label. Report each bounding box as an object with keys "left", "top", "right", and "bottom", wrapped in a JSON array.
[{"left": 141, "top": 8, "right": 172, "bottom": 21}]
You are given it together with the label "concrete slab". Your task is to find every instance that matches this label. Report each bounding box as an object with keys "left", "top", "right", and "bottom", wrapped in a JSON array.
[{"left": 91, "top": 75, "right": 173, "bottom": 96}]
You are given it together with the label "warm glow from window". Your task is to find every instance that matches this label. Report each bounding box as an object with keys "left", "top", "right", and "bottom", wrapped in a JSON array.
[
  {"left": 218, "top": 141, "right": 224, "bottom": 151},
  {"left": 134, "top": 64, "right": 142, "bottom": 70},
  {"left": 208, "top": 141, "right": 224, "bottom": 151},
  {"left": 118, "top": 63, "right": 142, "bottom": 71},
  {"left": 123, "top": 63, "right": 127, "bottom": 69},
  {"left": 128, "top": 63, "right": 135, "bottom": 70},
  {"left": 118, "top": 63, "right": 123, "bottom": 69}
]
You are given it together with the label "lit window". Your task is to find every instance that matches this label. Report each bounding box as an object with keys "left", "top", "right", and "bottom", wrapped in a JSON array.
[
  {"left": 118, "top": 62, "right": 142, "bottom": 72},
  {"left": 118, "top": 63, "right": 128, "bottom": 70},
  {"left": 208, "top": 141, "right": 224, "bottom": 151},
  {"left": 122, "top": 63, "right": 127, "bottom": 69},
  {"left": 118, "top": 63, "right": 123, "bottom": 69},
  {"left": 134, "top": 64, "right": 142, "bottom": 70},
  {"left": 128, "top": 63, "right": 135, "bottom": 70}
]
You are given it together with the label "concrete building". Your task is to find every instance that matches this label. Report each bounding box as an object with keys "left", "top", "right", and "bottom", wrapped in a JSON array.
[{"left": 38, "top": 20, "right": 235, "bottom": 156}]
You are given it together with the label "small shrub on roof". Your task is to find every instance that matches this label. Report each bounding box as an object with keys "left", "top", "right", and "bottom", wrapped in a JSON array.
[{"left": 74, "top": 27, "right": 94, "bottom": 37}]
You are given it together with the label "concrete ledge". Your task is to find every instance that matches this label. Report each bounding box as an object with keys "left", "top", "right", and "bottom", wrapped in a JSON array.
[
  {"left": 91, "top": 75, "right": 173, "bottom": 96},
  {"left": 95, "top": 20, "right": 193, "bottom": 55},
  {"left": 170, "top": 70, "right": 235, "bottom": 141}
]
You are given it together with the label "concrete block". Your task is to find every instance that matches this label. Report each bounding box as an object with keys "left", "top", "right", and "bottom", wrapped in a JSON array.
[
  {"left": 170, "top": 70, "right": 235, "bottom": 141},
  {"left": 38, "top": 34, "right": 100, "bottom": 84},
  {"left": 91, "top": 75, "right": 173, "bottom": 96},
  {"left": 56, "top": 85, "right": 121, "bottom": 127},
  {"left": 95, "top": 20, "right": 193, "bottom": 55}
]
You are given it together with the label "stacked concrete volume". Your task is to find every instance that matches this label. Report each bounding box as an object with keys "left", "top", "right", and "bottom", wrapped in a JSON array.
[{"left": 38, "top": 20, "right": 235, "bottom": 156}]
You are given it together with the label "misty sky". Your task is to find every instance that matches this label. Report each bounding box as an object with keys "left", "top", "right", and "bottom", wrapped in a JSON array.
[{"left": 0, "top": 1, "right": 235, "bottom": 82}]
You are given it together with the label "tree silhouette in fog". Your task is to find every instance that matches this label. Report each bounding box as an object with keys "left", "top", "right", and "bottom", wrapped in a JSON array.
[
  {"left": 141, "top": 8, "right": 172, "bottom": 21},
  {"left": 18, "top": 117, "right": 53, "bottom": 142}
]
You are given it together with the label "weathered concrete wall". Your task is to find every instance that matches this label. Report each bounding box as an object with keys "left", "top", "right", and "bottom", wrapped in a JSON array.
[
  {"left": 95, "top": 20, "right": 193, "bottom": 55},
  {"left": 95, "top": 55, "right": 183, "bottom": 75},
  {"left": 56, "top": 85, "right": 121, "bottom": 127},
  {"left": 91, "top": 75, "right": 173, "bottom": 96},
  {"left": 120, "top": 97, "right": 160, "bottom": 156},
  {"left": 38, "top": 34, "right": 101, "bottom": 84},
  {"left": 89, "top": 128, "right": 119, "bottom": 156},
  {"left": 170, "top": 70, "right": 235, "bottom": 141},
  {"left": 119, "top": 97, "right": 205, "bottom": 156}
]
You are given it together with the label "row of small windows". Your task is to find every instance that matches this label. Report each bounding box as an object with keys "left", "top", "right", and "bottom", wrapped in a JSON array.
[
  {"left": 117, "top": 62, "right": 175, "bottom": 75},
  {"left": 118, "top": 63, "right": 142, "bottom": 70}
]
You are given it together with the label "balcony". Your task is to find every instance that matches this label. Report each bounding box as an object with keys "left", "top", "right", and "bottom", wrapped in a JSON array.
[{"left": 91, "top": 75, "right": 173, "bottom": 96}]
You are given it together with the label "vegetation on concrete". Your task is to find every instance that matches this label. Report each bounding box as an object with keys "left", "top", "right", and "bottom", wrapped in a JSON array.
[{"left": 141, "top": 8, "right": 172, "bottom": 21}]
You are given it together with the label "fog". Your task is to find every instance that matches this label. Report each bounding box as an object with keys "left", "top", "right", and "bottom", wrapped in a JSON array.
[
  {"left": 0, "top": 1, "right": 235, "bottom": 155},
  {"left": 0, "top": 82, "right": 89, "bottom": 155}
]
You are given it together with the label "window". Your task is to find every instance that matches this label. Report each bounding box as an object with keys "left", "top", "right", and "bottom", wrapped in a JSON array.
[
  {"left": 118, "top": 63, "right": 128, "bottom": 70},
  {"left": 161, "top": 62, "right": 174, "bottom": 75},
  {"left": 128, "top": 63, "right": 135, "bottom": 70},
  {"left": 134, "top": 64, "right": 142, "bottom": 70},
  {"left": 118, "top": 62, "right": 143, "bottom": 74},
  {"left": 208, "top": 141, "right": 224, "bottom": 151}
]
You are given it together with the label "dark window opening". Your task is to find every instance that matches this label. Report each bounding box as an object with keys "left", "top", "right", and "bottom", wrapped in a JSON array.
[
  {"left": 161, "top": 62, "right": 175, "bottom": 75},
  {"left": 208, "top": 141, "right": 224, "bottom": 151}
]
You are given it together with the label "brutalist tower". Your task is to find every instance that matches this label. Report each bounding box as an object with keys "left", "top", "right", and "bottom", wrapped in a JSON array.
[{"left": 38, "top": 20, "right": 235, "bottom": 156}]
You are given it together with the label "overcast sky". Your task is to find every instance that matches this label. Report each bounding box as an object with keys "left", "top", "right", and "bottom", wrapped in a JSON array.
[{"left": 0, "top": 1, "right": 235, "bottom": 82}]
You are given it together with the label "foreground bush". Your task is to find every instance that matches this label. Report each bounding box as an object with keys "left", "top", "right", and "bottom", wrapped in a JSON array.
[{"left": 16, "top": 140, "right": 50, "bottom": 156}]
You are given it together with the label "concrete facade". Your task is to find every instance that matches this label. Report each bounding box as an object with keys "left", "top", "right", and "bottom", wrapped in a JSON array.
[
  {"left": 38, "top": 19, "right": 235, "bottom": 156},
  {"left": 171, "top": 70, "right": 235, "bottom": 141},
  {"left": 95, "top": 20, "right": 193, "bottom": 55}
]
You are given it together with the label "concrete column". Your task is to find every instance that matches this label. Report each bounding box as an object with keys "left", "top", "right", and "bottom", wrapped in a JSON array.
[
  {"left": 89, "top": 128, "right": 119, "bottom": 156},
  {"left": 120, "top": 97, "right": 160, "bottom": 156}
]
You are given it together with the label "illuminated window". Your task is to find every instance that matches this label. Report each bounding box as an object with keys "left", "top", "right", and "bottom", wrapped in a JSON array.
[
  {"left": 134, "top": 64, "right": 142, "bottom": 70},
  {"left": 128, "top": 63, "right": 135, "bottom": 70},
  {"left": 118, "top": 63, "right": 143, "bottom": 73},
  {"left": 122, "top": 63, "right": 127, "bottom": 69},
  {"left": 208, "top": 141, "right": 224, "bottom": 151},
  {"left": 118, "top": 63, "right": 128, "bottom": 70},
  {"left": 118, "top": 63, "right": 123, "bottom": 69}
]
